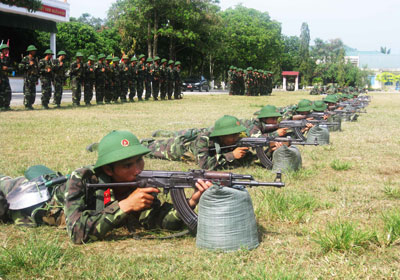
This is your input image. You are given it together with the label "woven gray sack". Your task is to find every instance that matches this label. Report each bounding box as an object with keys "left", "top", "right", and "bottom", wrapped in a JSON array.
[
  {"left": 272, "top": 145, "right": 302, "bottom": 172},
  {"left": 196, "top": 184, "right": 259, "bottom": 252},
  {"left": 306, "top": 125, "right": 330, "bottom": 145}
]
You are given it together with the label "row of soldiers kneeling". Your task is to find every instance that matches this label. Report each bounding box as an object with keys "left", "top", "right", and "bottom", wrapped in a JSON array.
[
  {"left": 228, "top": 66, "right": 274, "bottom": 96},
  {"left": 0, "top": 91, "right": 369, "bottom": 244},
  {"left": 3, "top": 44, "right": 183, "bottom": 110}
]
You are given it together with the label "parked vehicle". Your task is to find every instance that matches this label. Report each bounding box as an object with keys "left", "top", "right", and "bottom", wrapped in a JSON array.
[{"left": 182, "top": 76, "right": 209, "bottom": 92}]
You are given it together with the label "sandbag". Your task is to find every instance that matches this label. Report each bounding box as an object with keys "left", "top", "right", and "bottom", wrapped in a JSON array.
[
  {"left": 272, "top": 145, "right": 302, "bottom": 172},
  {"left": 196, "top": 184, "right": 259, "bottom": 251},
  {"left": 328, "top": 115, "right": 342, "bottom": 132},
  {"left": 306, "top": 126, "right": 330, "bottom": 145}
]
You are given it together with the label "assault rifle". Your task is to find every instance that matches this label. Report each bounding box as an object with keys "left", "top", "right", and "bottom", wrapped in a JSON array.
[{"left": 86, "top": 169, "right": 284, "bottom": 233}]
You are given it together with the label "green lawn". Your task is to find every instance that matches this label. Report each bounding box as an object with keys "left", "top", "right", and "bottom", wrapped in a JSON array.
[{"left": 1, "top": 91, "right": 400, "bottom": 279}]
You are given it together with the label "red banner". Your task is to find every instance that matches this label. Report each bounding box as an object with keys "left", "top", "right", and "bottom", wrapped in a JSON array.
[{"left": 39, "top": 4, "right": 66, "bottom": 17}]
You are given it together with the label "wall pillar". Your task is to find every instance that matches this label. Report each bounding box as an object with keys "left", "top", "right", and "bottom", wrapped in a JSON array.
[
  {"left": 283, "top": 76, "right": 287, "bottom": 91},
  {"left": 295, "top": 75, "right": 299, "bottom": 91},
  {"left": 50, "top": 32, "right": 56, "bottom": 58}
]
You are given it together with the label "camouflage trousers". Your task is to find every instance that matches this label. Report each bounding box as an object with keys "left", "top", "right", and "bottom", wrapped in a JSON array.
[
  {"left": 53, "top": 80, "right": 63, "bottom": 105},
  {"left": 84, "top": 80, "right": 94, "bottom": 104},
  {"left": 71, "top": 78, "right": 82, "bottom": 105},
  {"left": 145, "top": 80, "right": 152, "bottom": 100},
  {"left": 120, "top": 83, "right": 128, "bottom": 102},
  {"left": 113, "top": 81, "right": 121, "bottom": 102},
  {"left": 145, "top": 136, "right": 191, "bottom": 161},
  {"left": 136, "top": 80, "right": 144, "bottom": 99},
  {"left": 104, "top": 82, "right": 113, "bottom": 103},
  {"left": 152, "top": 79, "right": 160, "bottom": 99},
  {"left": 23, "top": 78, "right": 37, "bottom": 107},
  {"left": 0, "top": 76, "right": 12, "bottom": 108},
  {"left": 167, "top": 81, "right": 174, "bottom": 99},
  {"left": 160, "top": 80, "right": 167, "bottom": 99},
  {"left": 174, "top": 81, "right": 182, "bottom": 99},
  {"left": 128, "top": 81, "right": 136, "bottom": 101},
  {"left": 41, "top": 77, "right": 52, "bottom": 106},
  {"left": 95, "top": 80, "right": 105, "bottom": 103}
]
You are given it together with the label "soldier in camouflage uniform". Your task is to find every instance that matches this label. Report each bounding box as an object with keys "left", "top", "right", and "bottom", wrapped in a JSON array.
[
  {"left": 64, "top": 130, "right": 210, "bottom": 244},
  {"left": 174, "top": 61, "right": 182, "bottom": 99},
  {"left": 135, "top": 54, "right": 146, "bottom": 101},
  {"left": 245, "top": 67, "right": 255, "bottom": 96},
  {"left": 128, "top": 56, "right": 137, "bottom": 102},
  {"left": 111, "top": 57, "right": 121, "bottom": 102},
  {"left": 38, "top": 49, "right": 54, "bottom": 109},
  {"left": 94, "top": 54, "right": 106, "bottom": 104},
  {"left": 52, "top": 50, "right": 67, "bottom": 108},
  {"left": 104, "top": 55, "right": 113, "bottom": 104},
  {"left": 167, "top": 60, "right": 175, "bottom": 100},
  {"left": 19, "top": 45, "right": 39, "bottom": 109},
  {"left": 237, "top": 68, "right": 245, "bottom": 95},
  {"left": 83, "top": 55, "right": 96, "bottom": 105},
  {"left": 228, "top": 66, "right": 234, "bottom": 95},
  {"left": 0, "top": 166, "right": 66, "bottom": 227},
  {"left": 119, "top": 55, "right": 130, "bottom": 102},
  {"left": 159, "top": 58, "right": 168, "bottom": 100},
  {"left": 70, "top": 52, "right": 84, "bottom": 106},
  {"left": 151, "top": 56, "right": 161, "bottom": 100},
  {"left": 144, "top": 57, "right": 153, "bottom": 100},
  {"left": 0, "top": 44, "right": 12, "bottom": 110}
]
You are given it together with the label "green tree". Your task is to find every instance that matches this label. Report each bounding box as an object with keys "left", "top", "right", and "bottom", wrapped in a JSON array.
[{"left": 0, "top": 0, "right": 41, "bottom": 12}]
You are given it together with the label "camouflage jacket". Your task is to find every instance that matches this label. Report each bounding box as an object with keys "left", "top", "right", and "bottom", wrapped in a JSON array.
[
  {"left": 240, "top": 118, "right": 279, "bottom": 138},
  {"left": 128, "top": 63, "right": 137, "bottom": 81},
  {"left": 112, "top": 64, "right": 120, "bottom": 84},
  {"left": 245, "top": 72, "right": 255, "bottom": 86},
  {"left": 70, "top": 61, "right": 84, "bottom": 81},
  {"left": 0, "top": 54, "right": 11, "bottom": 79},
  {"left": 64, "top": 166, "right": 184, "bottom": 244},
  {"left": 159, "top": 64, "right": 167, "bottom": 81},
  {"left": 19, "top": 55, "right": 39, "bottom": 82},
  {"left": 135, "top": 62, "right": 146, "bottom": 81},
  {"left": 52, "top": 59, "right": 67, "bottom": 83},
  {"left": 105, "top": 63, "right": 113, "bottom": 84},
  {"left": 119, "top": 62, "right": 130, "bottom": 82},
  {"left": 151, "top": 63, "right": 161, "bottom": 81},
  {"left": 191, "top": 131, "right": 257, "bottom": 170},
  {"left": 39, "top": 57, "right": 53, "bottom": 79},
  {"left": 174, "top": 67, "right": 181, "bottom": 82},
  {"left": 83, "top": 62, "right": 96, "bottom": 81},
  {"left": 167, "top": 66, "right": 174, "bottom": 81},
  {"left": 94, "top": 61, "right": 106, "bottom": 82}
]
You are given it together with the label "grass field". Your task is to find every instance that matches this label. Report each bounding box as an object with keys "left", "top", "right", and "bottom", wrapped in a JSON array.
[{"left": 1, "top": 91, "right": 400, "bottom": 279}]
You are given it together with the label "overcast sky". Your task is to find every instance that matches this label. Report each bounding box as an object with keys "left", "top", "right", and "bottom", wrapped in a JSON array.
[{"left": 66, "top": 0, "right": 399, "bottom": 53}]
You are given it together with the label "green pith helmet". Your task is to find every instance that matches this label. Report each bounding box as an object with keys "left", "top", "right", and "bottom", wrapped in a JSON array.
[
  {"left": 131, "top": 56, "right": 138, "bottom": 62},
  {"left": 88, "top": 55, "right": 96, "bottom": 61},
  {"left": 161, "top": 58, "right": 167, "bottom": 63},
  {"left": 323, "top": 95, "right": 338, "bottom": 104},
  {"left": 168, "top": 60, "right": 174, "bottom": 65},
  {"left": 296, "top": 99, "right": 313, "bottom": 112},
  {"left": 0, "top": 44, "right": 9, "bottom": 50},
  {"left": 258, "top": 105, "right": 282, "bottom": 119},
  {"left": 57, "top": 50, "right": 66, "bottom": 56},
  {"left": 138, "top": 54, "right": 145, "bottom": 59},
  {"left": 106, "top": 55, "right": 113, "bottom": 60},
  {"left": 44, "top": 49, "right": 53, "bottom": 55},
  {"left": 175, "top": 61, "right": 181, "bottom": 66},
  {"left": 98, "top": 53, "right": 106, "bottom": 59},
  {"left": 210, "top": 115, "right": 246, "bottom": 138},
  {"left": 154, "top": 56, "right": 160, "bottom": 61},
  {"left": 146, "top": 57, "right": 153, "bottom": 63},
  {"left": 247, "top": 67, "right": 253, "bottom": 71},
  {"left": 94, "top": 130, "right": 151, "bottom": 170},
  {"left": 75, "top": 52, "right": 83, "bottom": 58},
  {"left": 312, "top": 100, "right": 327, "bottom": 112},
  {"left": 232, "top": 67, "right": 237, "bottom": 70},
  {"left": 26, "top": 45, "right": 37, "bottom": 52},
  {"left": 122, "top": 54, "right": 129, "bottom": 60},
  {"left": 238, "top": 68, "right": 243, "bottom": 72},
  {"left": 229, "top": 66, "right": 234, "bottom": 70},
  {"left": 112, "top": 57, "right": 120, "bottom": 62}
]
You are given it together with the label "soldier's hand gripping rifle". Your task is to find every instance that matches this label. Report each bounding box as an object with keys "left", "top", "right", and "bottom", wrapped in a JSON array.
[{"left": 86, "top": 169, "right": 284, "bottom": 233}]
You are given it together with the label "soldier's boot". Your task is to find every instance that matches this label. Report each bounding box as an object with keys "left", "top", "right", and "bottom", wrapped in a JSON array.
[
  {"left": 42, "top": 104, "right": 49, "bottom": 109},
  {"left": 129, "top": 98, "right": 135, "bottom": 102}
]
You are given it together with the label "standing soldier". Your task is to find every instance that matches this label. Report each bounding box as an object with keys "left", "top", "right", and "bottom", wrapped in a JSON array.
[
  {"left": 19, "top": 45, "right": 39, "bottom": 110},
  {"left": 111, "top": 57, "right": 121, "bottom": 103},
  {"left": 119, "top": 54, "right": 130, "bottom": 102},
  {"left": 83, "top": 55, "right": 96, "bottom": 106},
  {"left": 135, "top": 54, "right": 146, "bottom": 101},
  {"left": 228, "top": 66, "right": 234, "bottom": 95},
  {"left": 237, "top": 68, "right": 245, "bottom": 96},
  {"left": 167, "top": 60, "right": 175, "bottom": 100},
  {"left": 52, "top": 50, "right": 67, "bottom": 108},
  {"left": 159, "top": 58, "right": 168, "bottom": 100},
  {"left": 151, "top": 56, "right": 161, "bottom": 101},
  {"left": 0, "top": 43, "right": 12, "bottom": 110},
  {"left": 128, "top": 56, "right": 137, "bottom": 102},
  {"left": 245, "top": 67, "right": 255, "bottom": 96},
  {"left": 39, "top": 49, "right": 54, "bottom": 109},
  {"left": 104, "top": 55, "right": 113, "bottom": 104},
  {"left": 70, "top": 52, "right": 84, "bottom": 106},
  {"left": 144, "top": 57, "right": 153, "bottom": 101},
  {"left": 230, "top": 67, "right": 237, "bottom": 95},
  {"left": 94, "top": 54, "right": 106, "bottom": 105},
  {"left": 267, "top": 72, "right": 273, "bottom": 95},
  {"left": 174, "top": 61, "right": 182, "bottom": 99}
]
